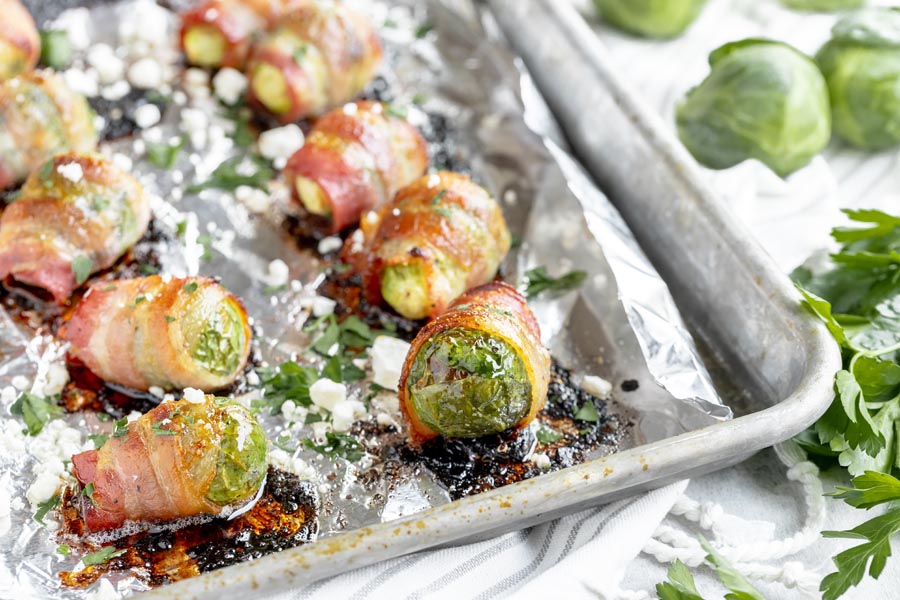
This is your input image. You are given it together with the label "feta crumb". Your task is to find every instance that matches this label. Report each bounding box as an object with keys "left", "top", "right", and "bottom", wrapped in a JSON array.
[
  {"left": 38, "top": 363, "right": 70, "bottom": 397},
  {"left": 1, "top": 386, "right": 16, "bottom": 405},
  {"left": 267, "top": 448, "right": 315, "bottom": 480},
  {"left": 326, "top": 343, "right": 339, "bottom": 357},
  {"left": 183, "top": 68, "right": 210, "bottom": 98},
  {"left": 503, "top": 189, "right": 518, "bottom": 206},
  {"left": 263, "top": 259, "right": 290, "bottom": 287},
  {"left": 342, "top": 102, "right": 358, "bottom": 115},
  {"left": 172, "top": 90, "right": 187, "bottom": 105},
  {"left": 134, "top": 103, "right": 161, "bottom": 129},
  {"left": 51, "top": 8, "right": 92, "bottom": 50},
  {"left": 118, "top": 0, "right": 170, "bottom": 48},
  {"left": 57, "top": 162, "right": 84, "bottom": 183},
  {"left": 376, "top": 412, "right": 394, "bottom": 427},
  {"left": 371, "top": 336, "right": 411, "bottom": 391},
  {"left": 64, "top": 68, "right": 99, "bottom": 97},
  {"left": 311, "top": 296, "right": 336, "bottom": 317},
  {"left": 281, "top": 400, "right": 307, "bottom": 425},
  {"left": 317, "top": 236, "right": 343, "bottom": 255},
  {"left": 11, "top": 375, "right": 29, "bottom": 390},
  {"left": 126, "top": 410, "right": 142, "bottom": 423},
  {"left": 258, "top": 124, "right": 304, "bottom": 162},
  {"left": 309, "top": 379, "right": 346, "bottom": 411},
  {"left": 582, "top": 375, "right": 613, "bottom": 399},
  {"left": 213, "top": 67, "right": 247, "bottom": 105},
  {"left": 86, "top": 44, "right": 124, "bottom": 84},
  {"left": 128, "top": 57, "right": 163, "bottom": 89},
  {"left": 148, "top": 386, "right": 165, "bottom": 398},
  {"left": 183, "top": 388, "right": 205, "bottom": 404},
  {"left": 112, "top": 152, "right": 133, "bottom": 172},
  {"left": 331, "top": 400, "right": 367, "bottom": 432},
  {"left": 235, "top": 185, "right": 271, "bottom": 213},
  {"left": 311, "top": 421, "right": 331, "bottom": 442},
  {"left": 100, "top": 79, "right": 130, "bottom": 101},
  {"left": 532, "top": 453, "right": 551, "bottom": 470}
]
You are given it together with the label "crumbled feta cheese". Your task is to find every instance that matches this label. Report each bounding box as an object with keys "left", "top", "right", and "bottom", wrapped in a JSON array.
[
  {"left": 235, "top": 185, "right": 271, "bottom": 213},
  {"left": 258, "top": 124, "right": 304, "bottom": 162},
  {"left": 51, "top": 8, "right": 92, "bottom": 50},
  {"left": 1, "top": 386, "right": 16, "bottom": 405},
  {"left": 126, "top": 410, "right": 142, "bottom": 423},
  {"left": 427, "top": 173, "right": 441, "bottom": 188},
  {"left": 118, "top": 0, "right": 170, "bottom": 48},
  {"left": 27, "top": 469, "right": 63, "bottom": 508},
  {"left": 100, "top": 79, "right": 130, "bottom": 101},
  {"left": 331, "top": 400, "right": 367, "bottom": 432},
  {"left": 36, "top": 363, "right": 70, "bottom": 397},
  {"left": 11, "top": 375, "right": 29, "bottom": 390},
  {"left": 86, "top": 44, "right": 124, "bottom": 84},
  {"left": 172, "top": 90, "right": 187, "bottom": 105},
  {"left": 317, "top": 236, "right": 343, "bottom": 255},
  {"left": 267, "top": 448, "right": 315, "bottom": 480},
  {"left": 311, "top": 421, "right": 331, "bottom": 442},
  {"left": 532, "top": 453, "right": 551, "bottom": 470},
  {"left": 0, "top": 485, "right": 12, "bottom": 536},
  {"left": 342, "top": 102, "right": 358, "bottom": 115},
  {"left": 582, "top": 375, "right": 613, "bottom": 399},
  {"left": 310, "top": 379, "right": 346, "bottom": 411},
  {"left": 181, "top": 108, "right": 209, "bottom": 149},
  {"left": 57, "top": 162, "right": 84, "bottom": 183},
  {"left": 213, "top": 67, "right": 247, "bottom": 105},
  {"left": 127, "top": 57, "right": 163, "bottom": 89},
  {"left": 112, "top": 152, "right": 133, "bottom": 172},
  {"left": 376, "top": 412, "right": 394, "bottom": 427},
  {"left": 148, "top": 386, "right": 165, "bottom": 398},
  {"left": 281, "top": 400, "right": 307, "bottom": 425},
  {"left": 183, "top": 68, "right": 210, "bottom": 98},
  {"left": 246, "top": 370, "right": 261, "bottom": 387},
  {"left": 264, "top": 259, "right": 290, "bottom": 287},
  {"left": 503, "top": 189, "right": 518, "bottom": 206},
  {"left": 371, "top": 336, "right": 411, "bottom": 391},
  {"left": 0, "top": 419, "right": 26, "bottom": 454},
  {"left": 134, "top": 103, "right": 161, "bottom": 129},
  {"left": 326, "top": 343, "right": 339, "bottom": 357},
  {"left": 311, "top": 296, "right": 336, "bottom": 317},
  {"left": 64, "top": 68, "right": 99, "bottom": 97},
  {"left": 183, "top": 388, "right": 205, "bottom": 404}
]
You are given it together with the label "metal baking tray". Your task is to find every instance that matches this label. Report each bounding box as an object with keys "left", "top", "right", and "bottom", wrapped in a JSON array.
[{"left": 146, "top": 0, "right": 841, "bottom": 596}]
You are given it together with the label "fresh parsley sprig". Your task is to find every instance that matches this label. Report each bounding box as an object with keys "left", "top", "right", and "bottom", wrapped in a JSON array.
[
  {"left": 522, "top": 266, "right": 587, "bottom": 300},
  {"left": 653, "top": 536, "right": 764, "bottom": 600}
]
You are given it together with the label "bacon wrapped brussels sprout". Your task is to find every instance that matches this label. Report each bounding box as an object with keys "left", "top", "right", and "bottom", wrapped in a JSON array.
[
  {"left": 399, "top": 282, "right": 551, "bottom": 443},
  {"left": 0, "top": 152, "right": 149, "bottom": 303},
  {"left": 246, "top": 1, "right": 382, "bottom": 123},
  {"left": 283, "top": 101, "right": 428, "bottom": 234},
  {"left": 63, "top": 276, "right": 252, "bottom": 392},
  {"left": 676, "top": 39, "right": 830, "bottom": 177},
  {"left": 0, "top": 70, "right": 97, "bottom": 189},
  {"left": 816, "top": 9, "right": 900, "bottom": 150},
  {"left": 71, "top": 395, "right": 267, "bottom": 532},
  {"left": 0, "top": 0, "right": 40, "bottom": 81},
  {"left": 180, "top": 0, "right": 303, "bottom": 69},
  {"left": 348, "top": 172, "right": 511, "bottom": 321}
]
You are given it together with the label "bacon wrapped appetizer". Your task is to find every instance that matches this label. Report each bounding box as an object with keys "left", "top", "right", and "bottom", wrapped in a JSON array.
[
  {"left": 71, "top": 395, "right": 267, "bottom": 532},
  {"left": 0, "top": 0, "right": 40, "bottom": 81},
  {"left": 399, "top": 282, "right": 551, "bottom": 443},
  {"left": 348, "top": 171, "right": 511, "bottom": 320},
  {"left": 246, "top": 1, "right": 382, "bottom": 123},
  {"left": 180, "top": 0, "right": 304, "bottom": 69},
  {"left": 0, "top": 153, "right": 148, "bottom": 303},
  {"left": 0, "top": 70, "right": 97, "bottom": 189},
  {"left": 283, "top": 101, "right": 428, "bottom": 234},
  {"left": 63, "top": 276, "right": 252, "bottom": 392}
]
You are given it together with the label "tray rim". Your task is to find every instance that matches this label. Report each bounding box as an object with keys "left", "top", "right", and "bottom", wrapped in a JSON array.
[{"left": 142, "top": 1, "right": 842, "bottom": 597}]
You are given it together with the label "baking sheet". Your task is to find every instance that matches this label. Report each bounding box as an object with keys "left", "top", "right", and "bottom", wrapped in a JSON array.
[{"left": 1, "top": 0, "right": 726, "bottom": 597}]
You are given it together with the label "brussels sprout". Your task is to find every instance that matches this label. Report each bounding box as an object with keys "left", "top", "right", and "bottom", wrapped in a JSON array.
[
  {"left": 205, "top": 400, "right": 268, "bottom": 506},
  {"left": 781, "top": 0, "right": 864, "bottom": 11},
  {"left": 593, "top": 0, "right": 708, "bottom": 38},
  {"left": 406, "top": 327, "right": 531, "bottom": 438},
  {"left": 676, "top": 39, "right": 831, "bottom": 177},
  {"left": 816, "top": 9, "right": 900, "bottom": 150}
]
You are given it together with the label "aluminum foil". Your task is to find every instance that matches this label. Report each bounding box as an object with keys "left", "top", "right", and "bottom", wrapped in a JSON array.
[{"left": 0, "top": 0, "right": 728, "bottom": 598}]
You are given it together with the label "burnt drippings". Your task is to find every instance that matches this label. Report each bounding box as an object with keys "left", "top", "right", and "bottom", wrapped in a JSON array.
[
  {"left": 421, "top": 112, "right": 471, "bottom": 174},
  {"left": 384, "top": 362, "right": 628, "bottom": 500},
  {"left": 58, "top": 467, "right": 319, "bottom": 589}
]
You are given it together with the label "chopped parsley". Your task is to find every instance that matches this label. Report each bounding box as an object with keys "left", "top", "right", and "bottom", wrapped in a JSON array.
[
  {"left": 165, "top": 315, "right": 176, "bottom": 323},
  {"left": 88, "top": 433, "right": 108, "bottom": 449},
  {"left": 10, "top": 392, "right": 62, "bottom": 436},
  {"left": 146, "top": 136, "right": 185, "bottom": 169},
  {"left": 138, "top": 264, "right": 159, "bottom": 275},
  {"left": 187, "top": 155, "right": 274, "bottom": 194},
  {"left": 71, "top": 255, "right": 94, "bottom": 285},
  {"left": 573, "top": 401, "right": 599, "bottom": 423},
  {"left": 183, "top": 281, "right": 199, "bottom": 294},
  {"left": 112, "top": 417, "right": 129, "bottom": 438},
  {"left": 33, "top": 494, "right": 60, "bottom": 526},
  {"left": 255, "top": 361, "right": 318, "bottom": 414},
  {"left": 82, "top": 482, "right": 96, "bottom": 506},
  {"left": 536, "top": 427, "right": 563, "bottom": 445},
  {"left": 415, "top": 22, "right": 435, "bottom": 39},
  {"left": 303, "top": 432, "right": 364, "bottom": 462},
  {"left": 384, "top": 103, "right": 408, "bottom": 119},
  {"left": 522, "top": 266, "right": 587, "bottom": 300},
  {"left": 150, "top": 421, "right": 178, "bottom": 436},
  {"left": 81, "top": 546, "right": 126, "bottom": 566},
  {"left": 56, "top": 544, "right": 71, "bottom": 556}
]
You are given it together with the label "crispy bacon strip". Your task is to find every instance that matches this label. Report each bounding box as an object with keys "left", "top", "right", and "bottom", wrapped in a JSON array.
[
  {"left": 63, "top": 276, "right": 251, "bottom": 391},
  {"left": 345, "top": 171, "right": 512, "bottom": 320},
  {"left": 0, "top": 0, "right": 40, "bottom": 81},
  {"left": 71, "top": 395, "right": 267, "bottom": 532},
  {"left": 0, "top": 152, "right": 148, "bottom": 302},
  {"left": 0, "top": 70, "right": 97, "bottom": 189},
  {"left": 399, "top": 281, "right": 551, "bottom": 443},
  {"left": 246, "top": 1, "right": 382, "bottom": 123},
  {"left": 179, "top": 0, "right": 305, "bottom": 69},
  {"left": 282, "top": 101, "right": 427, "bottom": 234}
]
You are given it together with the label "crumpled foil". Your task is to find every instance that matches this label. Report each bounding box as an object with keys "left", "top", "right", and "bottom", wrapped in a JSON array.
[{"left": 0, "top": 0, "right": 729, "bottom": 597}]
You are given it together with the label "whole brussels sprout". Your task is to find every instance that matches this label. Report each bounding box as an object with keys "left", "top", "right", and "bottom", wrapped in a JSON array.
[
  {"left": 676, "top": 39, "right": 831, "bottom": 177},
  {"left": 781, "top": 0, "right": 865, "bottom": 11},
  {"left": 593, "top": 0, "right": 708, "bottom": 39},
  {"left": 816, "top": 9, "right": 900, "bottom": 150}
]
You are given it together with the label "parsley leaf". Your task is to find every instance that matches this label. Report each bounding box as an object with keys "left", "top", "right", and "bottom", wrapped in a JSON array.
[
  {"left": 146, "top": 136, "right": 185, "bottom": 169},
  {"left": 700, "top": 536, "right": 764, "bottom": 600},
  {"left": 655, "top": 559, "right": 703, "bottom": 600},
  {"left": 71, "top": 255, "right": 93, "bottom": 285},
  {"left": 187, "top": 155, "right": 273, "bottom": 194},
  {"left": 112, "top": 417, "right": 129, "bottom": 438},
  {"left": 536, "top": 427, "right": 563, "bottom": 445},
  {"left": 522, "top": 266, "right": 587, "bottom": 299},
  {"left": 573, "top": 401, "right": 599, "bottom": 423},
  {"left": 81, "top": 546, "right": 126, "bottom": 566},
  {"left": 821, "top": 506, "right": 900, "bottom": 600},
  {"left": 10, "top": 392, "right": 62, "bottom": 436},
  {"left": 150, "top": 421, "right": 178, "bottom": 436},
  {"left": 303, "top": 432, "right": 364, "bottom": 462},
  {"left": 82, "top": 482, "right": 96, "bottom": 505},
  {"left": 88, "top": 433, "right": 108, "bottom": 449},
  {"left": 33, "top": 494, "right": 60, "bottom": 526},
  {"left": 256, "top": 361, "right": 318, "bottom": 414}
]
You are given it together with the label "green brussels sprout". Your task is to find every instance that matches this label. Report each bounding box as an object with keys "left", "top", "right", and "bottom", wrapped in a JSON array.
[
  {"left": 816, "top": 9, "right": 900, "bottom": 150},
  {"left": 676, "top": 39, "right": 831, "bottom": 177},
  {"left": 406, "top": 327, "right": 531, "bottom": 438},
  {"left": 593, "top": 0, "right": 708, "bottom": 38},
  {"left": 781, "top": 0, "right": 865, "bottom": 11},
  {"left": 205, "top": 399, "right": 268, "bottom": 506}
]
